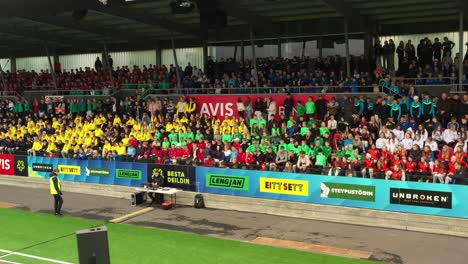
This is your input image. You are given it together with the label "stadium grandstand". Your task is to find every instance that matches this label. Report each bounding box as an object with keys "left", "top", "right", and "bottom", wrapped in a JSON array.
[{"left": 0, "top": 0, "right": 467, "bottom": 264}]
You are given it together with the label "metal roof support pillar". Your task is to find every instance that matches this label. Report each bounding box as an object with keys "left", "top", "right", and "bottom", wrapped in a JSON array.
[
  {"left": 344, "top": 18, "right": 351, "bottom": 78},
  {"left": 0, "top": 64, "right": 7, "bottom": 92},
  {"left": 302, "top": 40, "right": 306, "bottom": 58},
  {"left": 171, "top": 33, "right": 181, "bottom": 89},
  {"left": 53, "top": 53, "right": 59, "bottom": 72},
  {"left": 203, "top": 40, "right": 208, "bottom": 72},
  {"left": 240, "top": 40, "right": 245, "bottom": 63},
  {"left": 249, "top": 25, "right": 259, "bottom": 92},
  {"left": 233, "top": 45, "right": 238, "bottom": 61},
  {"left": 155, "top": 42, "right": 162, "bottom": 67},
  {"left": 318, "top": 37, "right": 323, "bottom": 58},
  {"left": 364, "top": 32, "right": 371, "bottom": 64},
  {"left": 103, "top": 42, "right": 115, "bottom": 90},
  {"left": 278, "top": 38, "right": 282, "bottom": 58},
  {"left": 44, "top": 43, "right": 58, "bottom": 90},
  {"left": 10, "top": 56, "right": 16, "bottom": 73},
  {"left": 459, "top": 10, "right": 464, "bottom": 91}
]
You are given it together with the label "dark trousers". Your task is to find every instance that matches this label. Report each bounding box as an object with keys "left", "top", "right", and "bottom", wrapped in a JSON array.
[
  {"left": 148, "top": 193, "right": 164, "bottom": 205},
  {"left": 53, "top": 194, "right": 63, "bottom": 214}
]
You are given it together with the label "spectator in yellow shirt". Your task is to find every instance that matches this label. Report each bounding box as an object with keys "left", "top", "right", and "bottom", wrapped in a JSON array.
[{"left": 28, "top": 137, "right": 43, "bottom": 156}]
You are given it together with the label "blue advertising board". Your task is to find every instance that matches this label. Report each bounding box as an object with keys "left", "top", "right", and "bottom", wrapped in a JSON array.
[
  {"left": 196, "top": 167, "right": 468, "bottom": 219},
  {"left": 28, "top": 156, "right": 147, "bottom": 187}
]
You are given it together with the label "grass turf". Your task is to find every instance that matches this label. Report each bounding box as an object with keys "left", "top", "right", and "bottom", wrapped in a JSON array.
[{"left": 0, "top": 208, "right": 379, "bottom": 264}]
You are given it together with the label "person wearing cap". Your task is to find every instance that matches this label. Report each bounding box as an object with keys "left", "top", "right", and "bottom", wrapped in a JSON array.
[{"left": 50, "top": 168, "right": 63, "bottom": 216}]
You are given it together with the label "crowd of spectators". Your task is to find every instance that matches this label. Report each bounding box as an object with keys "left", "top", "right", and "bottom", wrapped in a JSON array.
[
  {"left": 374, "top": 37, "right": 468, "bottom": 81},
  {"left": 0, "top": 88, "right": 467, "bottom": 184},
  {"left": 1, "top": 36, "right": 467, "bottom": 95}
]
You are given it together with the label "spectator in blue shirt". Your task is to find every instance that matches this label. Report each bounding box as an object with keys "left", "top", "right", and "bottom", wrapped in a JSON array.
[
  {"left": 389, "top": 83, "right": 400, "bottom": 97},
  {"left": 127, "top": 145, "right": 136, "bottom": 157},
  {"left": 353, "top": 97, "right": 364, "bottom": 116},
  {"left": 390, "top": 99, "right": 401, "bottom": 119}
]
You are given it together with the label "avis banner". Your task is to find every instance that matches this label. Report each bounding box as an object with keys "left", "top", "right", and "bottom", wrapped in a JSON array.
[
  {"left": 0, "top": 154, "right": 28, "bottom": 176},
  {"left": 190, "top": 94, "right": 336, "bottom": 120}
]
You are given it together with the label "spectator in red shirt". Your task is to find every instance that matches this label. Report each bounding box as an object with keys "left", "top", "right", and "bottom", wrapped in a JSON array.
[
  {"left": 386, "top": 164, "right": 404, "bottom": 181},
  {"left": 196, "top": 148, "right": 205, "bottom": 163},
  {"left": 361, "top": 153, "right": 375, "bottom": 178},
  {"left": 404, "top": 156, "right": 417, "bottom": 181},
  {"left": 168, "top": 144, "right": 178, "bottom": 159},
  {"left": 417, "top": 157, "right": 432, "bottom": 182},
  {"left": 368, "top": 144, "right": 380, "bottom": 160},
  {"left": 432, "top": 160, "right": 447, "bottom": 183},
  {"left": 202, "top": 155, "right": 214, "bottom": 167},
  {"left": 245, "top": 150, "right": 255, "bottom": 165},
  {"left": 237, "top": 148, "right": 246, "bottom": 164},
  {"left": 374, "top": 157, "right": 388, "bottom": 179}
]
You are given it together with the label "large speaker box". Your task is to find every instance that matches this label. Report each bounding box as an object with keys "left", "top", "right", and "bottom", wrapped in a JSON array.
[
  {"left": 76, "top": 226, "right": 110, "bottom": 264},
  {"left": 131, "top": 191, "right": 147, "bottom": 206}
]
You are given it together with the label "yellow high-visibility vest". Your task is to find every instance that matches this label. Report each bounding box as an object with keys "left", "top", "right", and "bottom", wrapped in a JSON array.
[{"left": 49, "top": 175, "right": 61, "bottom": 195}]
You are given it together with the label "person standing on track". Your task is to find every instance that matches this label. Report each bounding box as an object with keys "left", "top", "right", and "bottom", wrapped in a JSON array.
[{"left": 50, "top": 168, "right": 63, "bottom": 216}]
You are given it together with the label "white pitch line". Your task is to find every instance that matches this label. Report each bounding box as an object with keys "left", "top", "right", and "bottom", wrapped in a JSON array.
[
  {"left": 0, "top": 260, "right": 23, "bottom": 264},
  {"left": 0, "top": 249, "right": 72, "bottom": 264}
]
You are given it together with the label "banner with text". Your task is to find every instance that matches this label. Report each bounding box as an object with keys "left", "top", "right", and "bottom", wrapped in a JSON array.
[
  {"left": 27, "top": 156, "right": 147, "bottom": 187},
  {"left": 191, "top": 94, "right": 336, "bottom": 120},
  {"left": 147, "top": 164, "right": 196, "bottom": 191},
  {"left": 196, "top": 167, "right": 468, "bottom": 218},
  {"left": 0, "top": 154, "right": 28, "bottom": 177}
]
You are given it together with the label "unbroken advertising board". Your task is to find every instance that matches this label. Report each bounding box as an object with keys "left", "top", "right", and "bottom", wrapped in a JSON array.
[
  {"left": 260, "top": 177, "right": 308, "bottom": 196},
  {"left": 0, "top": 154, "right": 14, "bottom": 175},
  {"left": 58, "top": 165, "right": 81, "bottom": 175},
  {"left": 116, "top": 169, "right": 142, "bottom": 180},
  {"left": 148, "top": 165, "right": 196, "bottom": 191},
  {"left": 320, "top": 182, "right": 375, "bottom": 202},
  {"left": 390, "top": 188, "right": 452, "bottom": 209},
  {"left": 191, "top": 94, "right": 336, "bottom": 120},
  {"left": 206, "top": 174, "right": 249, "bottom": 191}
]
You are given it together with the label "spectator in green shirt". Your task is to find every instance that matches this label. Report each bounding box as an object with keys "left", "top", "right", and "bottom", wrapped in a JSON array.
[
  {"left": 319, "top": 121, "right": 330, "bottom": 136},
  {"left": 297, "top": 140, "right": 311, "bottom": 156},
  {"left": 78, "top": 99, "right": 86, "bottom": 113},
  {"left": 315, "top": 150, "right": 327, "bottom": 167},
  {"left": 24, "top": 101, "right": 32, "bottom": 113},
  {"left": 305, "top": 96, "right": 316, "bottom": 118},
  {"left": 222, "top": 130, "right": 233, "bottom": 143},
  {"left": 194, "top": 130, "right": 204, "bottom": 141},
  {"left": 257, "top": 116, "right": 267, "bottom": 129},
  {"left": 300, "top": 121, "right": 310, "bottom": 136},
  {"left": 322, "top": 141, "right": 332, "bottom": 158},
  {"left": 296, "top": 100, "right": 306, "bottom": 118}
]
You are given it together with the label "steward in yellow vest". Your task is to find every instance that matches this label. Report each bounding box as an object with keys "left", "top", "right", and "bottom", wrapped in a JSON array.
[{"left": 50, "top": 169, "right": 63, "bottom": 216}]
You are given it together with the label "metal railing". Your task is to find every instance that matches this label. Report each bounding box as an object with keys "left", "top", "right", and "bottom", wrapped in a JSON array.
[
  {"left": 141, "top": 85, "right": 377, "bottom": 96},
  {"left": 23, "top": 89, "right": 115, "bottom": 100}
]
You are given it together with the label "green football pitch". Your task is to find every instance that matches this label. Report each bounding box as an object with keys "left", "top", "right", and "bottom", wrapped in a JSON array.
[{"left": 0, "top": 208, "right": 379, "bottom": 264}]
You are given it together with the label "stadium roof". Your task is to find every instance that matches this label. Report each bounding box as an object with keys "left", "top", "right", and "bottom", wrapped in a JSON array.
[{"left": 0, "top": 0, "right": 466, "bottom": 57}]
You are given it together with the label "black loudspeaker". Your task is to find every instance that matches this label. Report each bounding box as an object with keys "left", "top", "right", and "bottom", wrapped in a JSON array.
[
  {"left": 194, "top": 193, "right": 205, "bottom": 208},
  {"left": 76, "top": 226, "right": 110, "bottom": 264},
  {"left": 131, "top": 191, "right": 146, "bottom": 206}
]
